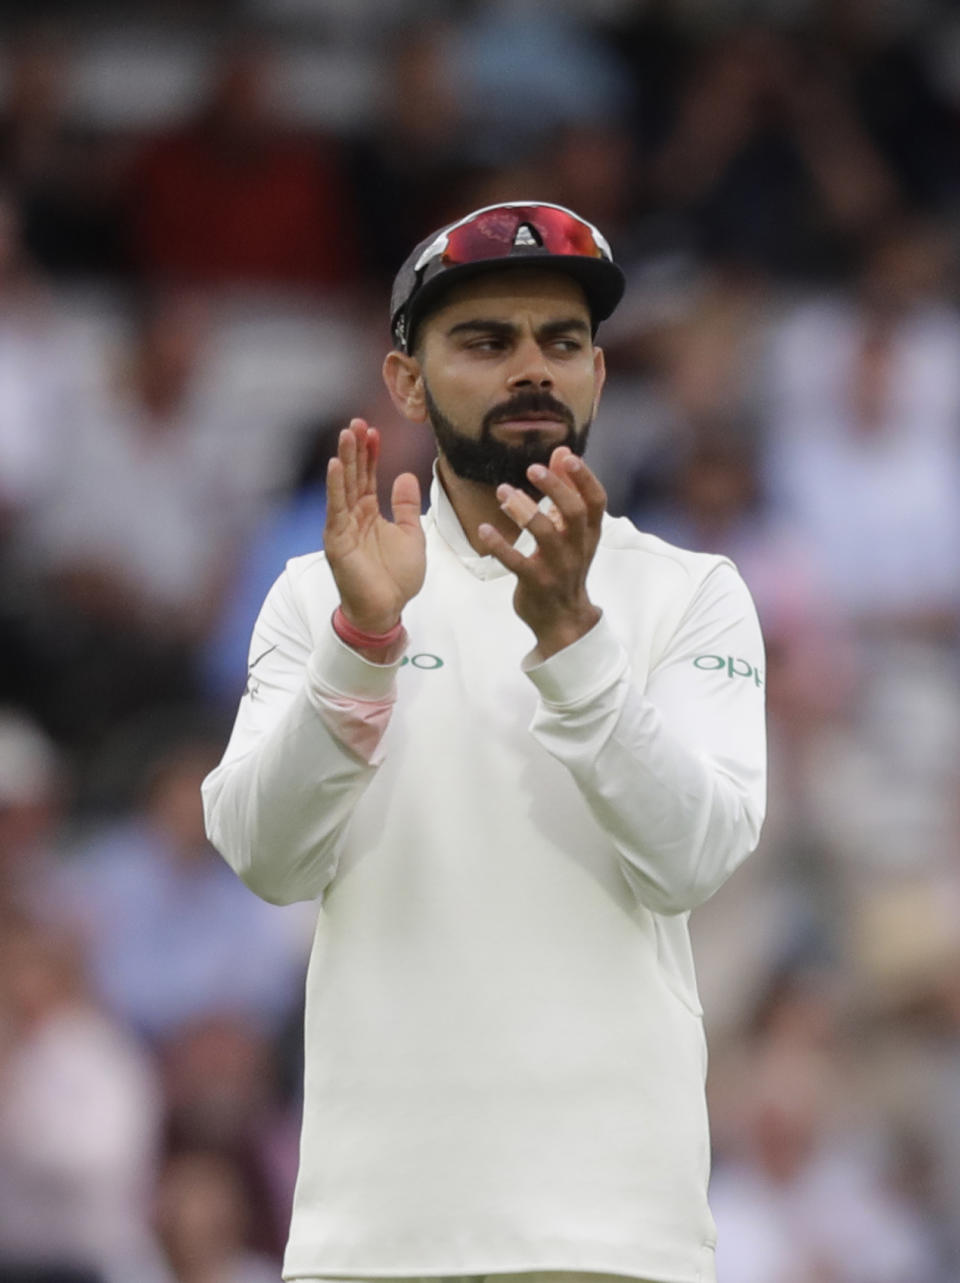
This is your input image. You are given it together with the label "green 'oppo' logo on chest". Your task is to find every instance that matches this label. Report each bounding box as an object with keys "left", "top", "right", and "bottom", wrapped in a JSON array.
[{"left": 400, "top": 652, "right": 445, "bottom": 670}]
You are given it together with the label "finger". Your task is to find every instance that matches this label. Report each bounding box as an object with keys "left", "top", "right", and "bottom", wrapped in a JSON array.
[
  {"left": 390, "top": 471, "right": 422, "bottom": 530},
  {"left": 548, "top": 445, "right": 578, "bottom": 485},
  {"left": 325, "top": 457, "right": 347, "bottom": 529},
  {"left": 351, "top": 419, "right": 371, "bottom": 499},
  {"left": 477, "top": 523, "right": 533, "bottom": 576},
  {"left": 339, "top": 425, "right": 359, "bottom": 510},
  {"left": 526, "top": 462, "right": 586, "bottom": 531},
  {"left": 558, "top": 453, "right": 607, "bottom": 527},
  {"left": 495, "top": 484, "right": 539, "bottom": 530},
  {"left": 521, "top": 508, "right": 569, "bottom": 559},
  {"left": 361, "top": 425, "right": 380, "bottom": 499},
  {"left": 496, "top": 485, "right": 566, "bottom": 560}
]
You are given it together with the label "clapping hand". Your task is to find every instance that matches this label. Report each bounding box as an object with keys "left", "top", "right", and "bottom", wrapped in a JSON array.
[
  {"left": 478, "top": 445, "right": 604, "bottom": 661},
  {"left": 324, "top": 419, "right": 425, "bottom": 635}
]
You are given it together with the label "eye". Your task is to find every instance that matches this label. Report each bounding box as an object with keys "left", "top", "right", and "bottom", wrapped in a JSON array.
[
  {"left": 549, "top": 337, "right": 584, "bottom": 354},
  {"left": 466, "top": 336, "right": 508, "bottom": 353}
]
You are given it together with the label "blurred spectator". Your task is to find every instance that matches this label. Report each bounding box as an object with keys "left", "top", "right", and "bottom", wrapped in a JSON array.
[
  {"left": 0, "top": 191, "right": 85, "bottom": 733},
  {"left": 0, "top": 914, "right": 162, "bottom": 1283},
  {"left": 853, "top": 879, "right": 960, "bottom": 1272},
  {"left": 763, "top": 216, "right": 960, "bottom": 637},
  {"left": 33, "top": 286, "right": 238, "bottom": 626},
  {"left": 57, "top": 726, "right": 312, "bottom": 1041},
  {"left": 0, "top": 188, "right": 75, "bottom": 533},
  {"left": 23, "top": 289, "right": 246, "bottom": 747},
  {"left": 540, "top": 121, "right": 641, "bottom": 252},
  {"left": 649, "top": 25, "right": 900, "bottom": 276},
  {"left": 809, "top": 0, "right": 960, "bottom": 209},
  {"left": 0, "top": 27, "right": 130, "bottom": 278},
  {"left": 604, "top": 0, "right": 694, "bottom": 162},
  {"left": 756, "top": 220, "right": 960, "bottom": 885},
  {"left": 128, "top": 40, "right": 358, "bottom": 290},
  {"left": 159, "top": 1016, "right": 300, "bottom": 1257},
  {"left": 348, "top": 27, "right": 475, "bottom": 287},
  {"left": 140, "top": 1149, "right": 280, "bottom": 1283},
  {"left": 590, "top": 261, "right": 772, "bottom": 518},
  {"left": 709, "top": 972, "right": 942, "bottom": 1283},
  {"left": 0, "top": 1264, "right": 101, "bottom": 1281},
  {"left": 448, "top": 4, "right": 633, "bottom": 169},
  {"left": 0, "top": 707, "right": 68, "bottom": 924}
]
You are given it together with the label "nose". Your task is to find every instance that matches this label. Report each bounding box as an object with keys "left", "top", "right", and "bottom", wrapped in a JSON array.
[{"left": 506, "top": 336, "right": 553, "bottom": 391}]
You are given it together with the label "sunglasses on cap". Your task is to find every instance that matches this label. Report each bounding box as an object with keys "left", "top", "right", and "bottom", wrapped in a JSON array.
[
  {"left": 413, "top": 202, "right": 614, "bottom": 274},
  {"left": 391, "top": 200, "right": 624, "bottom": 352}
]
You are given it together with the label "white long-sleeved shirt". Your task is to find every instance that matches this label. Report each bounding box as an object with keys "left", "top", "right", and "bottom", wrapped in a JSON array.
[{"left": 202, "top": 477, "right": 766, "bottom": 1283}]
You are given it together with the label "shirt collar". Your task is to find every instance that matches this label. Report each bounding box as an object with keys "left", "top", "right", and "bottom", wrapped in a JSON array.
[{"left": 427, "top": 462, "right": 546, "bottom": 581}]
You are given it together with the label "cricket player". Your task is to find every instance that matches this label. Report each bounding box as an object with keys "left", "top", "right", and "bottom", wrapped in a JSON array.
[{"left": 202, "top": 201, "right": 767, "bottom": 1283}]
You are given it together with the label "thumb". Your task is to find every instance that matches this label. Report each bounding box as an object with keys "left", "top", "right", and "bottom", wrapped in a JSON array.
[{"left": 390, "top": 472, "right": 422, "bottom": 529}]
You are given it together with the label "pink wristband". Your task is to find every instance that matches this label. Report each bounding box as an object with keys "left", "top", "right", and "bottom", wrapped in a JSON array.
[{"left": 332, "top": 606, "right": 404, "bottom": 650}]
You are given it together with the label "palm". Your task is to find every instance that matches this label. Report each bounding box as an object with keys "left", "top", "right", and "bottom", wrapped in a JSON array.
[{"left": 324, "top": 421, "right": 425, "bottom": 633}]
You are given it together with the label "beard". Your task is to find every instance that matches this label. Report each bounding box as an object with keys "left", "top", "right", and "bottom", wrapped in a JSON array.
[{"left": 424, "top": 383, "right": 593, "bottom": 498}]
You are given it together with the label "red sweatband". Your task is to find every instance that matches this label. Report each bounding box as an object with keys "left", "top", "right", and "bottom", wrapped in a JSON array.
[{"left": 332, "top": 606, "right": 404, "bottom": 650}]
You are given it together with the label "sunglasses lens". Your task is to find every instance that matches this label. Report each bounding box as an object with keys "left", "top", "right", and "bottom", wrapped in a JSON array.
[
  {"left": 528, "top": 205, "right": 604, "bottom": 258},
  {"left": 441, "top": 205, "right": 605, "bottom": 266}
]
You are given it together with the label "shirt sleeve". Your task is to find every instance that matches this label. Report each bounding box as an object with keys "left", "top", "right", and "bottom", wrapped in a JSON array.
[
  {"left": 201, "top": 566, "right": 406, "bottom": 906},
  {"left": 523, "top": 560, "right": 766, "bottom": 915}
]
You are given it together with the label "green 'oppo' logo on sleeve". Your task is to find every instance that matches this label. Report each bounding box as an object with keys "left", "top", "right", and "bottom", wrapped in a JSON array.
[{"left": 693, "top": 654, "right": 764, "bottom": 687}]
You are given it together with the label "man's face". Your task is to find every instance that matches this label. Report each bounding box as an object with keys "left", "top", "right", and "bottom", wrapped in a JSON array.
[{"left": 414, "top": 271, "right": 605, "bottom": 496}]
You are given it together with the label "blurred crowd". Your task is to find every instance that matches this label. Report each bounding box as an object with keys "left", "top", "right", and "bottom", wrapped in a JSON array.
[{"left": 1, "top": 1, "right": 959, "bottom": 1281}]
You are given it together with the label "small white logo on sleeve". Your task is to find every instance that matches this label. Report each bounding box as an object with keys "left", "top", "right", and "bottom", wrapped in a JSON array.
[{"left": 244, "top": 644, "right": 278, "bottom": 698}]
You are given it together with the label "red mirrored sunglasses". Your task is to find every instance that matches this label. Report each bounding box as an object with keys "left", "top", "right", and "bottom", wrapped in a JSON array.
[{"left": 414, "top": 202, "right": 613, "bottom": 274}]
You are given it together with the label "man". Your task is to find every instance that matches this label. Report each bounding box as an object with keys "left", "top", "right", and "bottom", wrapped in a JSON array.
[{"left": 202, "top": 201, "right": 767, "bottom": 1283}]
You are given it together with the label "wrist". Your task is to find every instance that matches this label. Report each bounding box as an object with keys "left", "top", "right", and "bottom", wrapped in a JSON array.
[
  {"left": 333, "top": 607, "right": 404, "bottom": 650},
  {"left": 531, "top": 604, "right": 602, "bottom": 662}
]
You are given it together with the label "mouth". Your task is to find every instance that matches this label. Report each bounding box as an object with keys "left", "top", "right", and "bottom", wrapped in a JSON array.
[{"left": 490, "top": 415, "right": 568, "bottom": 436}]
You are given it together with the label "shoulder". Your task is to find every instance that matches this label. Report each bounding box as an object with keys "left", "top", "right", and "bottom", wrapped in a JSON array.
[
  {"left": 250, "top": 549, "right": 338, "bottom": 651},
  {"left": 598, "top": 514, "right": 737, "bottom": 593},
  {"left": 259, "top": 549, "right": 336, "bottom": 615},
  {"left": 595, "top": 517, "right": 759, "bottom": 662},
  {"left": 281, "top": 548, "right": 330, "bottom": 585}
]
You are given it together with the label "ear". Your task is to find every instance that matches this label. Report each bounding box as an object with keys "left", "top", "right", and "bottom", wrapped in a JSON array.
[
  {"left": 591, "top": 344, "right": 607, "bottom": 417},
  {"left": 382, "top": 350, "right": 428, "bottom": 423}
]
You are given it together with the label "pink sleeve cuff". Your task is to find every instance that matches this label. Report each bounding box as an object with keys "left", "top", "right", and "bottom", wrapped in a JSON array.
[{"left": 304, "top": 619, "right": 408, "bottom": 764}]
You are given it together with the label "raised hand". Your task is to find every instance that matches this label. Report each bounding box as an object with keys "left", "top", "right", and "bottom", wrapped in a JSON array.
[
  {"left": 324, "top": 419, "right": 425, "bottom": 634},
  {"left": 477, "top": 446, "right": 605, "bottom": 661}
]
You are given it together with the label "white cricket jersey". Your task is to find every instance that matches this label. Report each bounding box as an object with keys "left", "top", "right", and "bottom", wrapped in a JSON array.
[{"left": 202, "top": 477, "right": 766, "bottom": 1283}]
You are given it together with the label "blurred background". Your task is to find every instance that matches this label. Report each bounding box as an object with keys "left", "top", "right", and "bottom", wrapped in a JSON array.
[{"left": 0, "top": 0, "right": 958, "bottom": 1280}]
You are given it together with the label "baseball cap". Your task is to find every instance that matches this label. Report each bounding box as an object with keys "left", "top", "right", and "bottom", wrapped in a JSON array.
[{"left": 390, "top": 201, "right": 625, "bottom": 353}]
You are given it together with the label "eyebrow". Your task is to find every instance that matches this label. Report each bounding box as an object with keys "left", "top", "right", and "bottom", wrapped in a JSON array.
[{"left": 445, "top": 316, "right": 591, "bottom": 341}]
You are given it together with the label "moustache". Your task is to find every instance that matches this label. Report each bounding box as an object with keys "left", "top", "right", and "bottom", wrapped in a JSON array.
[{"left": 482, "top": 391, "right": 575, "bottom": 435}]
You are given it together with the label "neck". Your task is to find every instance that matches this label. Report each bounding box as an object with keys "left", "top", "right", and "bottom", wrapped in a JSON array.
[{"left": 436, "top": 453, "right": 523, "bottom": 553}]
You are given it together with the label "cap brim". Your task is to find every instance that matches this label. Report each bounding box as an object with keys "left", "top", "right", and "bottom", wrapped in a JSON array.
[{"left": 395, "top": 253, "right": 625, "bottom": 351}]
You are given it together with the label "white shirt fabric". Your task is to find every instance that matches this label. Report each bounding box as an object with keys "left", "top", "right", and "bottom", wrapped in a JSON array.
[{"left": 202, "top": 478, "right": 766, "bottom": 1283}]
